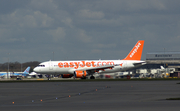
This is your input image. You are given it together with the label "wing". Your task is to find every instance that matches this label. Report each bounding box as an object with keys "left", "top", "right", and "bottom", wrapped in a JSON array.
[
  {"left": 133, "top": 61, "right": 146, "bottom": 66},
  {"left": 76, "top": 65, "right": 116, "bottom": 73}
]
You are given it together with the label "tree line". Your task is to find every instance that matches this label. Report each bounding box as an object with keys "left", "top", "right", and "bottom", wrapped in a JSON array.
[{"left": 0, "top": 61, "right": 40, "bottom": 72}]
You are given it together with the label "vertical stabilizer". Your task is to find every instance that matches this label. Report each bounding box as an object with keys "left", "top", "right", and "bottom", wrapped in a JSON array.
[
  {"left": 23, "top": 67, "right": 31, "bottom": 74},
  {"left": 160, "top": 66, "right": 165, "bottom": 69},
  {"left": 123, "top": 40, "right": 144, "bottom": 61}
]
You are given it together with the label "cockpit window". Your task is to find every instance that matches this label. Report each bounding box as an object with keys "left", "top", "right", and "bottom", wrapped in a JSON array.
[{"left": 38, "top": 65, "right": 45, "bottom": 67}]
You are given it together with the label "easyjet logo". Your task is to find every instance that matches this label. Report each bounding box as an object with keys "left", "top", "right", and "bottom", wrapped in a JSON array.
[
  {"left": 58, "top": 61, "right": 115, "bottom": 69},
  {"left": 130, "top": 42, "right": 141, "bottom": 58}
]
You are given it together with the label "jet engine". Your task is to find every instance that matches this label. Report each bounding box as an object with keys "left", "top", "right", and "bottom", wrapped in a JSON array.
[
  {"left": 74, "top": 70, "right": 87, "bottom": 78},
  {"left": 61, "top": 74, "right": 74, "bottom": 78}
]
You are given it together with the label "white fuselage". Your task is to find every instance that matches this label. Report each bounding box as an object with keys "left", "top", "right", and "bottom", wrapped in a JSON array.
[
  {"left": 33, "top": 60, "right": 145, "bottom": 75},
  {"left": 33, "top": 40, "right": 145, "bottom": 77}
]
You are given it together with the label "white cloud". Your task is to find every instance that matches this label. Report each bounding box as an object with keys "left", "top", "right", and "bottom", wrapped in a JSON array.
[
  {"left": 95, "top": 44, "right": 117, "bottom": 49},
  {"left": 46, "top": 27, "right": 66, "bottom": 42},
  {"left": 0, "top": 0, "right": 180, "bottom": 62},
  {"left": 30, "top": 0, "right": 58, "bottom": 11},
  {"left": 125, "top": 0, "right": 166, "bottom": 11},
  {"left": 76, "top": 9, "right": 104, "bottom": 19},
  {"left": 0, "top": 9, "right": 54, "bottom": 44},
  {"left": 0, "top": 28, "right": 27, "bottom": 43},
  {"left": 21, "top": 11, "right": 54, "bottom": 28},
  {"left": 61, "top": 18, "right": 73, "bottom": 28},
  {"left": 76, "top": 29, "right": 92, "bottom": 43},
  {"left": 1, "top": 10, "right": 54, "bottom": 28}
]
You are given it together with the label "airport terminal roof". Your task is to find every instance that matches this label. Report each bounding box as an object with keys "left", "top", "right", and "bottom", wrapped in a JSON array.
[{"left": 147, "top": 51, "right": 180, "bottom": 54}]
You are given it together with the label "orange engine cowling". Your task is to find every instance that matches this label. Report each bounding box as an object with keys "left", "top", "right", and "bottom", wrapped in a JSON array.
[
  {"left": 74, "top": 70, "right": 87, "bottom": 78},
  {"left": 61, "top": 74, "right": 74, "bottom": 78}
]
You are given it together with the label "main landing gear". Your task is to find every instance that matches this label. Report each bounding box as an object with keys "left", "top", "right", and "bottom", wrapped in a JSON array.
[
  {"left": 47, "top": 75, "right": 52, "bottom": 80},
  {"left": 90, "top": 76, "right": 95, "bottom": 79},
  {"left": 81, "top": 77, "right": 86, "bottom": 79}
]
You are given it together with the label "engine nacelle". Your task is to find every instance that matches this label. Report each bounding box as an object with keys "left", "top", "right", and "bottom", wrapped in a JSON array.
[
  {"left": 74, "top": 70, "right": 87, "bottom": 78},
  {"left": 61, "top": 74, "right": 74, "bottom": 78}
]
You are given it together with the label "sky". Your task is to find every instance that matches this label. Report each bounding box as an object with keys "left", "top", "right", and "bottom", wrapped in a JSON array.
[{"left": 0, "top": 0, "right": 180, "bottom": 63}]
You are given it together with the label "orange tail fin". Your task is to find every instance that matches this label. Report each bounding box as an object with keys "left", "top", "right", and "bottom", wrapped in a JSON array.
[{"left": 123, "top": 40, "right": 144, "bottom": 61}]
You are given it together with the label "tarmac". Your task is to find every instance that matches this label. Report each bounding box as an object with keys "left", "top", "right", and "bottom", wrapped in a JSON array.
[{"left": 0, "top": 80, "right": 180, "bottom": 111}]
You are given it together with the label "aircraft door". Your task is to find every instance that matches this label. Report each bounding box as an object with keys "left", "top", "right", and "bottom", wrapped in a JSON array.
[
  {"left": 49, "top": 61, "right": 53, "bottom": 70},
  {"left": 123, "top": 61, "right": 127, "bottom": 68}
]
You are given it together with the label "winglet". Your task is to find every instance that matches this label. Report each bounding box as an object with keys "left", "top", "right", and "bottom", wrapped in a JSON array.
[{"left": 123, "top": 40, "right": 144, "bottom": 61}]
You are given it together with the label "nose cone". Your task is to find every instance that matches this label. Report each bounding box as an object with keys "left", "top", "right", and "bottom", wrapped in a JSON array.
[{"left": 33, "top": 67, "right": 39, "bottom": 73}]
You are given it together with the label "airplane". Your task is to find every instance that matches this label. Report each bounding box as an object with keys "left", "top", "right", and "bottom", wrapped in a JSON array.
[
  {"left": 13, "top": 66, "right": 31, "bottom": 76},
  {"left": 0, "top": 72, "right": 10, "bottom": 77},
  {"left": 157, "top": 66, "right": 175, "bottom": 78},
  {"left": 159, "top": 66, "right": 174, "bottom": 72},
  {"left": 33, "top": 40, "right": 146, "bottom": 80},
  {"left": 29, "top": 72, "right": 38, "bottom": 76},
  {"left": 0, "top": 67, "right": 31, "bottom": 77}
]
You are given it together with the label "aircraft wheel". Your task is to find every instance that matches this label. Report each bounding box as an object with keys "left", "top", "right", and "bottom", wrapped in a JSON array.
[
  {"left": 90, "top": 76, "right": 95, "bottom": 79},
  {"left": 81, "top": 77, "right": 86, "bottom": 79},
  {"left": 17, "top": 78, "right": 22, "bottom": 80}
]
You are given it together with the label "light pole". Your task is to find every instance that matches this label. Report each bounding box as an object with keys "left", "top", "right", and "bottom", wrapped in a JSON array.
[
  {"left": 7, "top": 53, "right": 10, "bottom": 79},
  {"left": 164, "top": 48, "right": 165, "bottom": 67},
  {"left": 164, "top": 48, "right": 166, "bottom": 78}
]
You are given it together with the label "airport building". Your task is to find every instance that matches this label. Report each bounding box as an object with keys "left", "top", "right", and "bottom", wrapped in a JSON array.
[
  {"left": 145, "top": 52, "right": 180, "bottom": 67},
  {"left": 146, "top": 52, "right": 180, "bottom": 60},
  {"left": 139, "top": 51, "right": 180, "bottom": 78}
]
